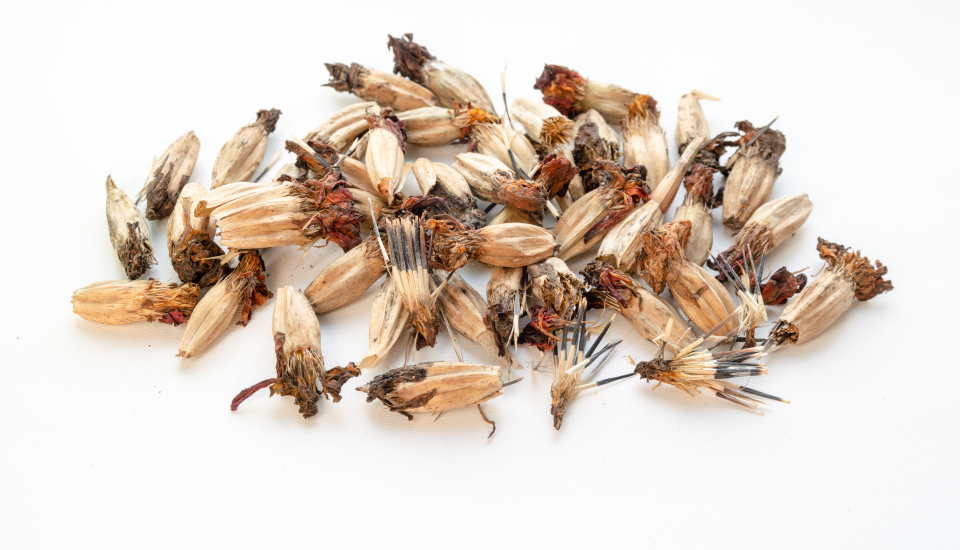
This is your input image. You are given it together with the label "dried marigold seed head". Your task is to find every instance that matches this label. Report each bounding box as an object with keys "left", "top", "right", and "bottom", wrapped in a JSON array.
[
  {"left": 722, "top": 120, "right": 787, "bottom": 229},
  {"left": 212, "top": 108, "right": 281, "bottom": 188},
  {"left": 357, "top": 362, "right": 503, "bottom": 419},
  {"left": 435, "top": 273, "right": 502, "bottom": 361},
  {"left": 424, "top": 216, "right": 485, "bottom": 271},
  {"left": 486, "top": 266, "right": 523, "bottom": 354},
  {"left": 510, "top": 97, "right": 574, "bottom": 150},
  {"left": 761, "top": 267, "right": 807, "bottom": 306},
  {"left": 816, "top": 238, "right": 893, "bottom": 301},
  {"left": 72, "top": 280, "right": 200, "bottom": 326},
  {"left": 676, "top": 90, "right": 717, "bottom": 154},
  {"left": 527, "top": 257, "right": 582, "bottom": 316},
  {"left": 635, "top": 221, "right": 691, "bottom": 294},
  {"left": 382, "top": 215, "right": 439, "bottom": 348},
  {"left": 138, "top": 131, "right": 201, "bottom": 220},
  {"left": 365, "top": 112, "right": 407, "bottom": 202},
  {"left": 305, "top": 238, "right": 385, "bottom": 315},
  {"left": 474, "top": 223, "right": 556, "bottom": 267},
  {"left": 573, "top": 120, "right": 620, "bottom": 192},
  {"left": 536, "top": 154, "right": 577, "bottom": 198},
  {"left": 622, "top": 95, "right": 669, "bottom": 195},
  {"left": 467, "top": 121, "right": 539, "bottom": 175},
  {"left": 325, "top": 62, "right": 437, "bottom": 111},
  {"left": 105, "top": 175, "right": 156, "bottom": 279},
  {"left": 167, "top": 182, "right": 227, "bottom": 288},
  {"left": 533, "top": 64, "right": 586, "bottom": 117}
]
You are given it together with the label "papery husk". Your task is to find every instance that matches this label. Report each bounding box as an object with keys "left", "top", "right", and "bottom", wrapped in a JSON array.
[
  {"left": 72, "top": 280, "right": 200, "bottom": 326},
  {"left": 622, "top": 95, "right": 668, "bottom": 189},
  {"left": 527, "top": 257, "right": 582, "bottom": 316},
  {"left": 359, "top": 277, "right": 411, "bottom": 370},
  {"left": 510, "top": 97, "right": 574, "bottom": 150},
  {"left": 675, "top": 90, "right": 717, "bottom": 154},
  {"left": 168, "top": 182, "right": 227, "bottom": 287},
  {"left": 411, "top": 158, "right": 486, "bottom": 228},
  {"left": 382, "top": 215, "right": 439, "bottom": 347},
  {"left": 325, "top": 62, "right": 437, "bottom": 110},
  {"left": 365, "top": 113, "right": 406, "bottom": 202},
  {"left": 436, "top": 273, "right": 502, "bottom": 360},
  {"left": 722, "top": 121, "right": 787, "bottom": 230},
  {"left": 672, "top": 176, "right": 714, "bottom": 266},
  {"left": 304, "top": 101, "right": 376, "bottom": 144},
  {"left": 475, "top": 223, "right": 556, "bottom": 267},
  {"left": 137, "top": 131, "right": 201, "bottom": 220},
  {"left": 305, "top": 238, "right": 385, "bottom": 314},
  {"left": 468, "top": 121, "right": 540, "bottom": 175},
  {"left": 489, "top": 206, "right": 539, "bottom": 225},
  {"left": 486, "top": 266, "right": 524, "bottom": 355},
  {"left": 711, "top": 194, "right": 812, "bottom": 277},
  {"left": 286, "top": 138, "right": 381, "bottom": 198},
  {"left": 533, "top": 64, "right": 638, "bottom": 124},
  {"left": 358, "top": 362, "right": 503, "bottom": 418},
  {"left": 212, "top": 109, "right": 281, "bottom": 188},
  {"left": 106, "top": 175, "right": 156, "bottom": 279},
  {"left": 396, "top": 106, "right": 497, "bottom": 146},
  {"left": 452, "top": 152, "right": 545, "bottom": 213},
  {"left": 388, "top": 34, "right": 496, "bottom": 112}
]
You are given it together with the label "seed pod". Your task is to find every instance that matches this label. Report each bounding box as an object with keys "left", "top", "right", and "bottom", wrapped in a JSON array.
[
  {"left": 178, "top": 252, "right": 272, "bottom": 358},
  {"left": 359, "top": 277, "right": 411, "bottom": 370},
  {"left": 722, "top": 120, "right": 787, "bottom": 230},
  {"left": 382, "top": 215, "right": 439, "bottom": 347},
  {"left": 397, "top": 106, "right": 498, "bottom": 146},
  {"left": 635, "top": 221, "right": 738, "bottom": 335},
  {"left": 474, "top": 223, "right": 555, "bottom": 268},
  {"left": 72, "top": 280, "right": 200, "bottom": 326},
  {"left": 436, "top": 273, "right": 502, "bottom": 360},
  {"left": 675, "top": 90, "right": 717, "bottom": 154},
  {"left": 711, "top": 194, "right": 813, "bottom": 279},
  {"left": 622, "top": 95, "right": 668, "bottom": 188},
  {"left": 200, "top": 176, "right": 363, "bottom": 251},
  {"left": 411, "top": 158, "right": 485, "bottom": 228},
  {"left": 365, "top": 112, "right": 406, "bottom": 202},
  {"left": 105, "top": 175, "right": 156, "bottom": 279},
  {"left": 388, "top": 33, "right": 496, "bottom": 112},
  {"left": 681, "top": 131, "right": 740, "bottom": 209},
  {"left": 358, "top": 362, "right": 503, "bottom": 421},
  {"left": 527, "top": 257, "right": 582, "bottom": 316},
  {"left": 771, "top": 238, "right": 892, "bottom": 346},
  {"left": 583, "top": 260, "right": 695, "bottom": 351},
  {"left": 305, "top": 238, "right": 385, "bottom": 314},
  {"left": 285, "top": 138, "right": 380, "bottom": 198},
  {"left": 468, "top": 121, "right": 540, "bottom": 175},
  {"left": 573, "top": 114, "right": 621, "bottom": 193},
  {"left": 137, "top": 131, "right": 200, "bottom": 220},
  {"left": 487, "top": 266, "right": 523, "bottom": 355},
  {"left": 510, "top": 97, "right": 574, "bottom": 150},
  {"left": 230, "top": 287, "right": 360, "bottom": 418},
  {"left": 533, "top": 64, "right": 638, "bottom": 124},
  {"left": 489, "top": 205, "right": 539, "bottom": 225},
  {"left": 596, "top": 136, "right": 706, "bottom": 269},
  {"left": 672, "top": 176, "right": 713, "bottom": 266},
  {"left": 167, "top": 182, "right": 228, "bottom": 288},
  {"left": 212, "top": 109, "right": 281, "bottom": 188},
  {"left": 325, "top": 62, "right": 437, "bottom": 110},
  {"left": 304, "top": 101, "right": 376, "bottom": 145},
  {"left": 554, "top": 162, "right": 649, "bottom": 261},
  {"left": 453, "top": 153, "right": 545, "bottom": 213}
]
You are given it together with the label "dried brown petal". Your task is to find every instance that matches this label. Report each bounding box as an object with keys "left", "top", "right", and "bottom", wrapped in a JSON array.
[
  {"left": 761, "top": 267, "right": 807, "bottom": 305},
  {"left": 816, "top": 238, "right": 893, "bottom": 301},
  {"left": 635, "top": 221, "right": 691, "bottom": 294},
  {"left": 533, "top": 64, "right": 586, "bottom": 117},
  {"left": 138, "top": 131, "right": 201, "bottom": 220}
]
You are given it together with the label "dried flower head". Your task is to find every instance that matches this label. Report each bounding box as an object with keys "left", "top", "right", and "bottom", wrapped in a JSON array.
[
  {"left": 304, "top": 102, "right": 377, "bottom": 151},
  {"left": 411, "top": 158, "right": 486, "bottom": 229},
  {"left": 453, "top": 152, "right": 546, "bottom": 213},
  {"left": 167, "top": 182, "right": 228, "bottom": 288},
  {"left": 527, "top": 257, "right": 582, "bottom": 316},
  {"left": 468, "top": 121, "right": 540, "bottom": 175},
  {"left": 675, "top": 90, "right": 718, "bottom": 154},
  {"left": 486, "top": 266, "right": 524, "bottom": 355},
  {"left": 212, "top": 109, "right": 281, "bottom": 188},
  {"left": 622, "top": 95, "right": 668, "bottom": 187},
  {"left": 510, "top": 97, "right": 575, "bottom": 150},
  {"left": 72, "top": 280, "right": 200, "bottom": 326},
  {"left": 672, "top": 173, "right": 714, "bottom": 265},
  {"left": 722, "top": 120, "right": 787, "bottom": 230},
  {"left": 105, "top": 175, "right": 156, "bottom": 279},
  {"left": 137, "top": 131, "right": 200, "bottom": 220},
  {"left": 365, "top": 111, "right": 406, "bottom": 202},
  {"left": 325, "top": 62, "right": 437, "bottom": 110},
  {"left": 533, "top": 64, "right": 638, "bottom": 123}
]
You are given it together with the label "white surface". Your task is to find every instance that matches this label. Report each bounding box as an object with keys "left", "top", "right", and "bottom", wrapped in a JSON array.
[{"left": 3, "top": 1, "right": 958, "bottom": 548}]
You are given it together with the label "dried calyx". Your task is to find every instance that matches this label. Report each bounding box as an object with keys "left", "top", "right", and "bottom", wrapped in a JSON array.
[
  {"left": 168, "top": 182, "right": 228, "bottom": 288},
  {"left": 816, "top": 238, "right": 893, "bottom": 301},
  {"left": 72, "top": 280, "right": 200, "bottom": 326},
  {"left": 533, "top": 64, "right": 638, "bottom": 123},
  {"left": 573, "top": 121, "right": 620, "bottom": 192}
]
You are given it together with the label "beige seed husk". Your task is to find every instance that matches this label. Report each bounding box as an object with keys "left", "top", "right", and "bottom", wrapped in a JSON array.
[
  {"left": 735, "top": 194, "right": 813, "bottom": 255},
  {"left": 106, "top": 175, "right": 156, "bottom": 279},
  {"left": 412, "top": 158, "right": 471, "bottom": 200},
  {"left": 304, "top": 101, "right": 377, "bottom": 144},
  {"left": 527, "top": 257, "right": 582, "bottom": 315},
  {"left": 365, "top": 119, "right": 405, "bottom": 202},
  {"left": 397, "top": 106, "right": 463, "bottom": 145},
  {"left": 167, "top": 182, "right": 227, "bottom": 287},
  {"left": 276, "top": 162, "right": 307, "bottom": 182},
  {"left": 486, "top": 266, "right": 523, "bottom": 353},
  {"left": 452, "top": 152, "right": 515, "bottom": 203},
  {"left": 573, "top": 109, "right": 621, "bottom": 153},
  {"left": 722, "top": 124, "right": 787, "bottom": 230},
  {"left": 305, "top": 239, "right": 385, "bottom": 314},
  {"left": 212, "top": 109, "right": 281, "bottom": 188},
  {"left": 622, "top": 96, "right": 668, "bottom": 189},
  {"left": 382, "top": 215, "right": 439, "bottom": 346},
  {"left": 325, "top": 63, "right": 437, "bottom": 111},
  {"left": 578, "top": 80, "right": 638, "bottom": 124},
  {"left": 553, "top": 187, "right": 606, "bottom": 261},
  {"left": 672, "top": 200, "right": 713, "bottom": 266},
  {"left": 668, "top": 261, "right": 739, "bottom": 336},
  {"left": 137, "top": 131, "right": 201, "bottom": 220},
  {"left": 490, "top": 206, "right": 539, "bottom": 225},
  {"left": 510, "top": 97, "right": 574, "bottom": 150},
  {"left": 359, "top": 277, "right": 410, "bottom": 370},
  {"left": 358, "top": 362, "right": 503, "bottom": 416},
  {"left": 675, "top": 90, "right": 717, "bottom": 154},
  {"left": 469, "top": 121, "right": 539, "bottom": 175},
  {"left": 204, "top": 182, "right": 313, "bottom": 250},
  {"left": 274, "top": 286, "right": 321, "bottom": 353},
  {"left": 436, "top": 273, "right": 502, "bottom": 360},
  {"left": 72, "top": 280, "right": 200, "bottom": 325},
  {"left": 285, "top": 138, "right": 381, "bottom": 198},
  {"left": 475, "top": 223, "right": 556, "bottom": 267}
]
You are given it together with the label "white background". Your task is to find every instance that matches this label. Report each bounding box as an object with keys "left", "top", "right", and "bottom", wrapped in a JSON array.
[{"left": 3, "top": 1, "right": 958, "bottom": 548}]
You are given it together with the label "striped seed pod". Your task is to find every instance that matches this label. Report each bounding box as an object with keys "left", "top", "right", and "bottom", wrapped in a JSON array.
[
  {"left": 672, "top": 175, "right": 714, "bottom": 266},
  {"left": 453, "top": 153, "right": 545, "bottom": 213},
  {"left": 304, "top": 238, "right": 385, "bottom": 315},
  {"left": 425, "top": 218, "right": 555, "bottom": 270},
  {"left": 105, "top": 175, "right": 156, "bottom": 279},
  {"left": 527, "top": 257, "right": 582, "bottom": 316},
  {"left": 411, "top": 158, "right": 485, "bottom": 228},
  {"left": 722, "top": 120, "right": 787, "bottom": 230},
  {"left": 359, "top": 277, "right": 411, "bottom": 370},
  {"left": 675, "top": 90, "right": 717, "bottom": 154},
  {"left": 212, "top": 109, "right": 281, "bottom": 188},
  {"left": 230, "top": 287, "right": 360, "bottom": 418},
  {"left": 468, "top": 121, "right": 540, "bottom": 175},
  {"left": 510, "top": 97, "right": 575, "bottom": 150},
  {"left": 178, "top": 252, "right": 272, "bottom": 359},
  {"left": 771, "top": 238, "right": 892, "bottom": 346},
  {"left": 533, "top": 64, "right": 638, "bottom": 124},
  {"left": 285, "top": 138, "right": 382, "bottom": 201},
  {"left": 167, "top": 182, "right": 228, "bottom": 288},
  {"left": 72, "top": 280, "right": 200, "bottom": 326},
  {"left": 388, "top": 34, "right": 496, "bottom": 112},
  {"left": 490, "top": 205, "right": 540, "bottom": 225},
  {"left": 303, "top": 101, "right": 376, "bottom": 145},
  {"left": 622, "top": 95, "right": 668, "bottom": 188},
  {"left": 486, "top": 266, "right": 524, "bottom": 355},
  {"left": 436, "top": 273, "right": 502, "bottom": 361},
  {"left": 397, "top": 106, "right": 498, "bottom": 146},
  {"left": 325, "top": 62, "right": 437, "bottom": 110},
  {"left": 137, "top": 131, "right": 200, "bottom": 219},
  {"left": 365, "top": 112, "right": 406, "bottom": 202},
  {"left": 382, "top": 214, "right": 439, "bottom": 347}
]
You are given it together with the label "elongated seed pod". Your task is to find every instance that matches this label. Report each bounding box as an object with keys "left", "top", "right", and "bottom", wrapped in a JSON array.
[
  {"left": 411, "top": 158, "right": 485, "bottom": 228},
  {"left": 167, "top": 182, "right": 227, "bottom": 287},
  {"left": 72, "top": 280, "right": 200, "bottom": 326},
  {"left": 490, "top": 205, "right": 539, "bottom": 225},
  {"left": 672, "top": 178, "right": 713, "bottom": 265},
  {"left": 304, "top": 101, "right": 377, "bottom": 144},
  {"left": 365, "top": 114, "right": 406, "bottom": 202},
  {"left": 212, "top": 109, "right": 281, "bottom": 188},
  {"left": 388, "top": 34, "right": 496, "bottom": 112},
  {"left": 534, "top": 64, "right": 638, "bottom": 124},
  {"left": 382, "top": 215, "right": 439, "bottom": 347},
  {"left": 359, "top": 277, "right": 411, "bottom": 370},
  {"left": 106, "top": 175, "right": 156, "bottom": 279},
  {"left": 475, "top": 223, "right": 555, "bottom": 267},
  {"left": 468, "top": 121, "right": 539, "bottom": 175},
  {"left": 325, "top": 62, "right": 437, "bottom": 110},
  {"left": 722, "top": 121, "right": 786, "bottom": 229},
  {"left": 510, "top": 97, "right": 574, "bottom": 150},
  {"left": 622, "top": 95, "right": 668, "bottom": 188},
  {"left": 137, "top": 131, "right": 201, "bottom": 219},
  {"left": 452, "top": 152, "right": 545, "bottom": 213},
  {"left": 675, "top": 90, "right": 717, "bottom": 154},
  {"left": 305, "top": 239, "right": 385, "bottom": 314},
  {"left": 396, "top": 106, "right": 497, "bottom": 146},
  {"left": 487, "top": 266, "right": 523, "bottom": 354},
  {"left": 358, "top": 362, "right": 503, "bottom": 417},
  {"left": 712, "top": 194, "right": 813, "bottom": 277},
  {"left": 436, "top": 273, "right": 502, "bottom": 360}
]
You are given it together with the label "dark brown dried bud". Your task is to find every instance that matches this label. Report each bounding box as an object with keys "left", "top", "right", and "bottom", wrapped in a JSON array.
[
  {"left": 573, "top": 122, "right": 620, "bottom": 192},
  {"left": 387, "top": 33, "right": 434, "bottom": 84},
  {"left": 635, "top": 221, "right": 691, "bottom": 294},
  {"left": 518, "top": 305, "right": 570, "bottom": 352},
  {"left": 423, "top": 216, "right": 484, "bottom": 271},
  {"left": 533, "top": 64, "right": 586, "bottom": 117},
  {"left": 761, "top": 267, "right": 808, "bottom": 305},
  {"left": 292, "top": 175, "right": 364, "bottom": 252},
  {"left": 816, "top": 238, "right": 893, "bottom": 301}
]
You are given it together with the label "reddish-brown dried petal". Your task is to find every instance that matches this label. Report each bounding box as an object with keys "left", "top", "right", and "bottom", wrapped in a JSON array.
[
  {"left": 761, "top": 267, "right": 807, "bottom": 305},
  {"left": 533, "top": 64, "right": 586, "bottom": 117}
]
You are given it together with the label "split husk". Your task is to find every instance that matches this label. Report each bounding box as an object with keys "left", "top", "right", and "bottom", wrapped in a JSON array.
[
  {"left": 137, "top": 131, "right": 200, "bottom": 219},
  {"left": 167, "top": 182, "right": 227, "bottom": 287},
  {"left": 106, "top": 175, "right": 156, "bottom": 279},
  {"left": 212, "top": 109, "right": 281, "bottom": 188}
]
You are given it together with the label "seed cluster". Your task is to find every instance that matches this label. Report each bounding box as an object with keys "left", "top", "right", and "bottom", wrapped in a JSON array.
[{"left": 72, "top": 34, "right": 893, "bottom": 434}]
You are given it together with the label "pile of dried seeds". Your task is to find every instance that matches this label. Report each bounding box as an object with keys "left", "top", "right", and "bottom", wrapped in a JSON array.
[{"left": 73, "top": 34, "right": 894, "bottom": 435}]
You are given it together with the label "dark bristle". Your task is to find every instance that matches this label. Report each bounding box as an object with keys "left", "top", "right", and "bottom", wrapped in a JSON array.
[
  {"left": 594, "top": 371, "right": 636, "bottom": 386},
  {"left": 739, "top": 385, "right": 788, "bottom": 403},
  {"left": 586, "top": 320, "right": 612, "bottom": 358}
]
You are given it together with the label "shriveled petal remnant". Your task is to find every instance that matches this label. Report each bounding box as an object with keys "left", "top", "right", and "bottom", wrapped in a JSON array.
[
  {"left": 817, "top": 238, "right": 893, "bottom": 301},
  {"left": 582, "top": 260, "right": 636, "bottom": 311},
  {"left": 519, "top": 305, "right": 570, "bottom": 351},
  {"left": 291, "top": 174, "right": 364, "bottom": 252},
  {"left": 761, "top": 267, "right": 807, "bottom": 305},
  {"left": 533, "top": 64, "right": 586, "bottom": 117},
  {"left": 233, "top": 252, "right": 273, "bottom": 326},
  {"left": 387, "top": 33, "right": 433, "bottom": 84},
  {"left": 582, "top": 162, "right": 650, "bottom": 243},
  {"left": 574, "top": 123, "right": 620, "bottom": 192},
  {"left": 424, "top": 216, "right": 485, "bottom": 272},
  {"left": 536, "top": 154, "right": 577, "bottom": 198},
  {"left": 635, "top": 221, "right": 691, "bottom": 294}
]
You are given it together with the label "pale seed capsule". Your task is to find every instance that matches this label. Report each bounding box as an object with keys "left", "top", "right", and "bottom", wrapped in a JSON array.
[
  {"left": 527, "top": 257, "right": 582, "bottom": 316},
  {"left": 771, "top": 238, "right": 892, "bottom": 346},
  {"left": 304, "top": 238, "right": 385, "bottom": 315},
  {"left": 489, "top": 206, "right": 539, "bottom": 225},
  {"left": 303, "top": 101, "right": 376, "bottom": 144},
  {"left": 486, "top": 266, "right": 523, "bottom": 355},
  {"left": 167, "top": 182, "right": 227, "bottom": 288},
  {"left": 452, "top": 152, "right": 545, "bottom": 213},
  {"left": 672, "top": 177, "right": 713, "bottom": 266},
  {"left": 436, "top": 273, "right": 502, "bottom": 360},
  {"left": 622, "top": 95, "right": 669, "bottom": 189},
  {"left": 137, "top": 131, "right": 200, "bottom": 220},
  {"left": 675, "top": 90, "right": 717, "bottom": 154},
  {"left": 72, "top": 280, "right": 200, "bottom": 326},
  {"left": 285, "top": 138, "right": 379, "bottom": 197},
  {"left": 397, "top": 106, "right": 497, "bottom": 146},
  {"left": 230, "top": 287, "right": 360, "bottom": 418},
  {"left": 325, "top": 62, "right": 437, "bottom": 110},
  {"left": 365, "top": 113, "right": 406, "bottom": 202},
  {"left": 105, "top": 175, "right": 156, "bottom": 279},
  {"left": 533, "top": 64, "right": 638, "bottom": 124},
  {"left": 468, "top": 121, "right": 540, "bottom": 175},
  {"left": 388, "top": 34, "right": 496, "bottom": 112},
  {"left": 212, "top": 109, "right": 281, "bottom": 188},
  {"left": 722, "top": 120, "right": 786, "bottom": 230},
  {"left": 382, "top": 215, "right": 439, "bottom": 347},
  {"left": 276, "top": 162, "right": 307, "bottom": 182},
  {"left": 411, "top": 158, "right": 485, "bottom": 228},
  {"left": 474, "top": 223, "right": 555, "bottom": 268},
  {"left": 712, "top": 194, "right": 813, "bottom": 277},
  {"left": 510, "top": 97, "right": 574, "bottom": 150},
  {"left": 178, "top": 252, "right": 272, "bottom": 358},
  {"left": 359, "top": 277, "right": 411, "bottom": 370}
]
